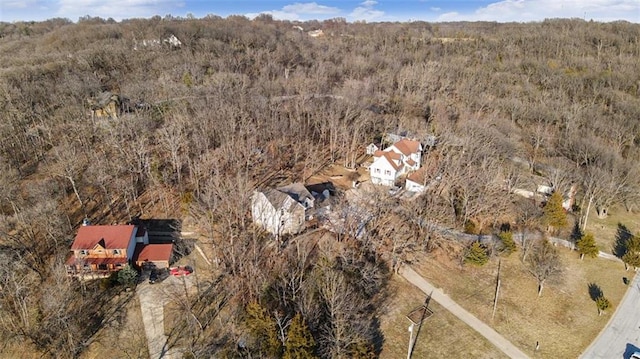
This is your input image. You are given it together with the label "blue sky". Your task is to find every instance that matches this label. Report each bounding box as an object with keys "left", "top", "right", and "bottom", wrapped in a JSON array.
[{"left": 1, "top": 0, "right": 638, "bottom": 23}]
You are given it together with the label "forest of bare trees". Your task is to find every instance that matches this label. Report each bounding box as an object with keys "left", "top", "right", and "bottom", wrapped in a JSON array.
[{"left": 0, "top": 15, "right": 639, "bottom": 357}]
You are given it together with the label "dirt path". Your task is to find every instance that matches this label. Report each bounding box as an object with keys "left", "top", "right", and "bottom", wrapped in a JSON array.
[{"left": 400, "top": 266, "right": 530, "bottom": 359}]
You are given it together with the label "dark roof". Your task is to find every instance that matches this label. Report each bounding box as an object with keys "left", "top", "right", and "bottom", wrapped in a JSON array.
[
  {"left": 277, "top": 183, "right": 313, "bottom": 204},
  {"left": 262, "top": 188, "right": 295, "bottom": 210},
  {"left": 71, "top": 225, "right": 136, "bottom": 250}
]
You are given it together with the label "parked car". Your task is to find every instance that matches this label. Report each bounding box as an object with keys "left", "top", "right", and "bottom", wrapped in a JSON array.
[
  {"left": 170, "top": 265, "right": 193, "bottom": 276},
  {"left": 149, "top": 270, "right": 159, "bottom": 284}
]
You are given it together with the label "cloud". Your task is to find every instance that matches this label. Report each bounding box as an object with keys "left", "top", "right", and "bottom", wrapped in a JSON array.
[
  {"left": 54, "top": 0, "right": 184, "bottom": 21},
  {"left": 282, "top": 2, "right": 341, "bottom": 15},
  {"left": 436, "top": 0, "right": 640, "bottom": 22},
  {"left": 349, "top": 0, "right": 385, "bottom": 21},
  {"left": 430, "top": 7, "right": 441, "bottom": 12},
  {"left": 247, "top": 2, "right": 340, "bottom": 21}
]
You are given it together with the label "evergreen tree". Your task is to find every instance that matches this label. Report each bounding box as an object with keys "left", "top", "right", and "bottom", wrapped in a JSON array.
[
  {"left": 622, "top": 235, "right": 640, "bottom": 270},
  {"left": 117, "top": 265, "right": 138, "bottom": 287},
  {"left": 543, "top": 191, "right": 567, "bottom": 232},
  {"left": 498, "top": 230, "right": 516, "bottom": 256},
  {"left": 245, "top": 302, "right": 282, "bottom": 357},
  {"left": 576, "top": 232, "right": 599, "bottom": 260},
  {"left": 464, "top": 241, "right": 489, "bottom": 266},
  {"left": 595, "top": 296, "right": 610, "bottom": 316},
  {"left": 283, "top": 313, "right": 316, "bottom": 359}
]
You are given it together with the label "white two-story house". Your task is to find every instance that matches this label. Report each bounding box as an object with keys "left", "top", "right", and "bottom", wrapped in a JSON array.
[
  {"left": 369, "top": 138, "right": 423, "bottom": 186},
  {"left": 252, "top": 183, "right": 314, "bottom": 238}
]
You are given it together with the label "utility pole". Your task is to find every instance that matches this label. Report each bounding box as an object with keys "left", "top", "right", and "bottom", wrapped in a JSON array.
[
  {"left": 407, "top": 323, "right": 415, "bottom": 359},
  {"left": 492, "top": 259, "right": 501, "bottom": 320}
]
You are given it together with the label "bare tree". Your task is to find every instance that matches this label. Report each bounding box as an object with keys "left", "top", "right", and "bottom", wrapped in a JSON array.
[{"left": 528, "top": 239, "right": 563, "bottom": 297}]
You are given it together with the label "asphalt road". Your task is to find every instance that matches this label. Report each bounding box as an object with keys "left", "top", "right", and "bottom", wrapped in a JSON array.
[{"left": 580, "top": 272, "right": 640, "bottom": 359}]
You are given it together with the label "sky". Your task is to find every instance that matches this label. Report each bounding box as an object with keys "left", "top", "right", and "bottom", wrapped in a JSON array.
[{"left": 0, "top": 0, "right": 638, "bottom": 23}]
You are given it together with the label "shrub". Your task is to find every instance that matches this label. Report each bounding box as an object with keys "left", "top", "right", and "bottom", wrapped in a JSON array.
[
  {"left": 498, "top": 231, "right": 516, "bottom": 256},
  {"left": 464, "top": 242, "right": 489, "bottom": 266}
]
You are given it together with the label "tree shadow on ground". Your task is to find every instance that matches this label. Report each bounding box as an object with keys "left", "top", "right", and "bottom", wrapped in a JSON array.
[
  {"left": 570, "top": 222, "right": 583, "bottom": 244},
  {"left": 588, "top": 283, "right": 603, "bottom": 301},
  {"left": 613, "top": 223, "right": 633, "bottom": 258}
]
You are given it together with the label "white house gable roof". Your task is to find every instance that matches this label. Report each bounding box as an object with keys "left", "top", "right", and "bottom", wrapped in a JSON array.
[
  {"left": 390, "top": 139, "right": 422, "bottom": 156},
  {"left": 372, "top": 152, "right": 404, "bottom": 172}
]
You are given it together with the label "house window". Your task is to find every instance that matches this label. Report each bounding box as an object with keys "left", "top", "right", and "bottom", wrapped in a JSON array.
[
  {"left": 375, "top": 168, "right": 381, "bottom": 174},
  {"left": 385, "top": 170, "right": 391, "bottom": 176},
  {"left": 79, "top": 249, "right": 88, "bottom": 255},
  {"left": 113, "top": 249, "right": 121, "bottom": 255}
]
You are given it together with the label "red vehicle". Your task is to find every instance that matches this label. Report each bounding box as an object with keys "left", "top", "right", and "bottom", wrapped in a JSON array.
[{"left": 169, "top": 266, "right": 193, "bottom": 276}]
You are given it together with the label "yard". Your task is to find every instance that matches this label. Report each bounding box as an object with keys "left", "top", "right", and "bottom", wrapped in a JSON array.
[
  {"left": 583, "top": 205, "right": 640, "bottom": 253},
  {"left": 411, "top": 244, "right": 629, "bottom": 358},
  {"left": 378, "top": 275, "right": 508, "bottom": 359},
  {"left": 81, "top": 293, "right": 149, "bottom": 359}
]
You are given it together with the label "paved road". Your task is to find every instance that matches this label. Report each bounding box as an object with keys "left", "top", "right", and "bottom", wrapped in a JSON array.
[
  {"left": 401, "top": 266, "right": 530, "bottom": 359},
  {"left": 580, "top": 272, "right": 640, "bottom": 359}
]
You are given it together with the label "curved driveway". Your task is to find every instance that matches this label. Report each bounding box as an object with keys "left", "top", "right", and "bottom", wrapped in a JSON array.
[{"left": 580, "top": 272, "right": 640, "bottom": 359}]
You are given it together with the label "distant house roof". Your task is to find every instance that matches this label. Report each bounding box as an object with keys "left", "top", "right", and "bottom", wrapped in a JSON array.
[
  {"left": 374, "top": 150, "right": 402, "bottom": 161},
  {"left": 277, "top": 183, "right": 313, "bottom": 204},
  {"left": 133, "top": 243, "right": 173, "bottom": 263},
  {"left": 71, "top": 225, "right": 136, "bottom": 250},
  {"left": 407, "top": 167, "right": 427, "bottom": 184},
  {"left": 392, "top": 139, "right": 421, "bottom": 156},
  {"left": 380, "top": 152, "right": 404, "bottom": 172},
  {"left": 261, "top": 189, "right": 298, "bottom": 211}
]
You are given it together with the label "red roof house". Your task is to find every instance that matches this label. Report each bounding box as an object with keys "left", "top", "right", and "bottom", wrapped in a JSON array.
[{"left": 66, "top": 224, "right": 141, "bottom": 276}]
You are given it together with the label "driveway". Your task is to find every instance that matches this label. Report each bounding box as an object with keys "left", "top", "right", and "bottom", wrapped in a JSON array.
[
  {"left": 138, "top": 274, "right": 194, "bottom": 358},
  {"left": 580, "top": 272, "right": 640, "bottom": 359},
  {"left": 138, "top": 281, "right": 173, "bottom": 359}
]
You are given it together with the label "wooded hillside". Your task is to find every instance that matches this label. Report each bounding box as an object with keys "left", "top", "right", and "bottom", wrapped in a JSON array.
[{"left": 0, "top": 16, "right": 639, "bottom": 358}]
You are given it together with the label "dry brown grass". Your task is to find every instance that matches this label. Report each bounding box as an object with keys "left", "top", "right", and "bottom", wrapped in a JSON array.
[
  {"left": 412, "top": 245, "right": 629, "bottom": 358},
  {"left": 379, "top": 275, "right": 508, "bottom": 359},
  {"left": 81, "top": 294, "right": 149, "bottom": 359},
  {"left": 583, "top": 206, "right": 640, "bottom": 252}
]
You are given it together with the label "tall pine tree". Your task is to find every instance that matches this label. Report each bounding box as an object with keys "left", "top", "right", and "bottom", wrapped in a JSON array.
[
  {"left": 543, "top": 191, "right": 567, "bottom": 232},
  {"left": 283, "top": 313, "right": 316, "bottom": 359},
  {"left": 622, "top": 234, "right": 640, "bottom": 270},
  {"left": 576, "top": 232, "right": 599, "bottom": 260}
]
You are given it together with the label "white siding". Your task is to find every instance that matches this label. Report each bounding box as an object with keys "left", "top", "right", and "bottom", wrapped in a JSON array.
[
  {"left": 405, "top": 179, "right": 425, "bottom": 193},
  {"left": 369, "top": 157, "right": 398, "bottom": 187}
]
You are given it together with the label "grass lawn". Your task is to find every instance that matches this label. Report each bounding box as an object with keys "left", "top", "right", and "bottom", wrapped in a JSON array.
[
  {"left": 412, "top": 246, "right": 629, "bottom": 358},
  {"left": 583, "top": 206, "right": 640, "bottom": 253},
  {"left": 379, "top": 275, "right": 508, "bottom": 359}
]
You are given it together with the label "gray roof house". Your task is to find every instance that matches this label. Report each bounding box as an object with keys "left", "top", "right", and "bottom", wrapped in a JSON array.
[{"left": 251, "top": 184, "right": 315, "bottom": 238}]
